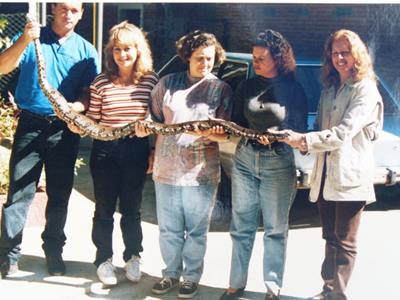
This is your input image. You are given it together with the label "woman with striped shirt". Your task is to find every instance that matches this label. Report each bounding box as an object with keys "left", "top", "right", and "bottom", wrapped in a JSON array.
[{"left": 82, "top": 21, "right": 158, "bottom": 285}]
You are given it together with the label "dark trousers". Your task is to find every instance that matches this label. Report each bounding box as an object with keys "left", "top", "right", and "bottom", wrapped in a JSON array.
[
  {"left": 90, "top": 137, "right": 149, "bottom": 267},
  {"left": 0, "top": 111, "right": 80, "bottom": 264},
  {"left": 317, "top": 193, "right": 365, "bottom": 300}
]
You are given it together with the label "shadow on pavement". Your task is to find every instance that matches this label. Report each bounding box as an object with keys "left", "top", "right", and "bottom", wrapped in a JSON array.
[
  {"left": 5, "top": 255, "right": 296, "bottom": 300},
  {"left": 3, "top": 254, "right": 95, "bottom": 287}
]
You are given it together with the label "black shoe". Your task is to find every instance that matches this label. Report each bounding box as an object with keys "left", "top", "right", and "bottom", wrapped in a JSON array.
[
  {"left": 151, "top": 276, "right": 180, "bottom": 295},
  {"left": 219, "top": 287, "right": 245, "bottom": 300},
  {"left": 46, "top": 254, "right": 66, "bottom": 276},
  {"left": 0, "top": 260, "right": 19, "bottom": 277},
  {"left": 178, "top": 280, "right": 198, "bottom": 299},
  {"left": 309, "top": 291, "right": 330, "bottom": 300}
]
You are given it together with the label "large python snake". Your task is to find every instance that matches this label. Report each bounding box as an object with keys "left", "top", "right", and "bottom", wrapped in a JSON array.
[{"left": 29, "top": 17, "right": 288, "bottom": 142}]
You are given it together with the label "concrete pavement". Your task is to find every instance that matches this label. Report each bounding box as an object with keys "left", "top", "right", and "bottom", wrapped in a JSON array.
[{"left": 1, "top": 142, "right": 400, "bottom": 300}]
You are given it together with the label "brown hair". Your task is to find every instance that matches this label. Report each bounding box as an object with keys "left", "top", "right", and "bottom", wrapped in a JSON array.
[
  {"left": 175, "top": 30, "right": 226, "bottom": 66},
  {"left": 322, "top": 29, "right": 376, "bottom": 88},
  {"left": 104, "top": 21, "right": 153, "bottom": 84},
  {"left": 253, "top": 29, "right": 296, "bottom": 79}
]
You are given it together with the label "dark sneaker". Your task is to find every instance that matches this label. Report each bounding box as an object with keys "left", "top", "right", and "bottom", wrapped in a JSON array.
[
  {"left": 46, "top": 254, "right": 66, "bottom": 276},
  {"left": 151, "top": 276, "right": 179, "bottom": 295},
  {"left": 219, "top": 287, "right": 245, "bottom": 300},
  {"left": 0, "top": 260, "right": 19, "bottom": 278},
  {"left": 178, "top": 280, "right": 198, "bottom": 299},
  {"left": 309, "top": 291, "right": 330, "bottom": 300}
]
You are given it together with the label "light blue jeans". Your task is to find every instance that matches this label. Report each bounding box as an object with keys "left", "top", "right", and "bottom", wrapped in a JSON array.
[
  {"left": 154, "top": 182, "right": 218, "bottom": 283},
  {"left": 229, "top": 141, "right": 296, "bottom": 290}
]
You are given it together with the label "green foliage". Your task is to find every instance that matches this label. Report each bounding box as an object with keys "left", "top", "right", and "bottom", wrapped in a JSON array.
[
  {"left": 0, "top": 102, "right": 16, "bottom": 141},
  {"left": 0, "top": 17, "right": 11, "bottom": 52},
  {"left": 0, "top": 97, "right": 16, "bottom": 194},
  {"left": 0, "top": 150, "right": 10, "bottom": 194}
]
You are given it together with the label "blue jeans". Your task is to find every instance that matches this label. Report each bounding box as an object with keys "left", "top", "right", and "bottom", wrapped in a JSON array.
[
  {"left": 154, "top": 182, "right": 218, "bottom": 283},
  {"left": 229, "top": 141, "right": 296, "bottom": 289},
  {"left": 90, "top": 137, "right": 149, "bottom": 266},
  {"left": 0, "top": 111, "right": 80, "bottom": 264}
]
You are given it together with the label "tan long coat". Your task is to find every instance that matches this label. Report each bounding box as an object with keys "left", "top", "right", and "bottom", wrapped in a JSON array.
[{"left": 305, "top": 78, "right": 383, "bottom": 203}]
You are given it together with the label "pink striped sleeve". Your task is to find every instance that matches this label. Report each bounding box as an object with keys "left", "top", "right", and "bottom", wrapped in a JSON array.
[{"left": 86, "top": 83, "right": 102, "bottom": 121}]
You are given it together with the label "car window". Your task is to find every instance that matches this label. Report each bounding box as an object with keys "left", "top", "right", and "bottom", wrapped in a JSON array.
[
  {"left": 296, "top": 65, "right": 323, "bottom": 114},
  {"left": 295, "top": 65, "right": 400, "bottom": 133},
  {"left": 157, "top": 55, "right": 187, "bottom": 78},
  {"left": 377, "top": 81, "right": 399, "bottom": 115},
  {"left": 377, "top": 80, "right": 400, "bottom": 135},
  {"left": 216, "top": 60, "right": 249, "bottom": 91}
]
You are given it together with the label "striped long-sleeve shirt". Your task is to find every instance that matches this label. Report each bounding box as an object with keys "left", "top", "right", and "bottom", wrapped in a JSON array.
[{"left": 86, "top": 72, "right": 159, "bottom": 127}]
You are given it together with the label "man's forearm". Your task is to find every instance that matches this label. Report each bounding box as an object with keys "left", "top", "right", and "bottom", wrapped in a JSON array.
[{"left": 0, "top": 35, "right": 31, "bottom": 75}]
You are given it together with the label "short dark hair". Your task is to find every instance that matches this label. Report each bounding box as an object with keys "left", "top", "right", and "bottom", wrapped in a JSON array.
[
  {"left": 175, "top": 30, "right": 225, "bottom": 66},
  {"left": 253, "top": 29, "right": 296, "bottom": 78},
  {"left": 51, "top": 2, "right": 84, "bottom": 11}
]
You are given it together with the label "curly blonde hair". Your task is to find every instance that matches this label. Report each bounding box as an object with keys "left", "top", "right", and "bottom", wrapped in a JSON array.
[
  {"left": 175, "top": 30, "right": 226, "bottom": 66},
  {"left": 322, "top": 29, "right": 376, "bottom": 88},
  {"left": 104, "top": 21, "right": 153, "bottom": 84}
]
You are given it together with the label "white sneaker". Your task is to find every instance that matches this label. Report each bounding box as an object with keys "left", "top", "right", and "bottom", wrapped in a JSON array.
[
  {"left": 97, "top": 258, "right": 117, "bottom": 285},
  {"left": 265, "top": 281, "right": 280, "bottom": 299},
  {"left": 125, "top": 255, "right": 141, "bottom": 282}
]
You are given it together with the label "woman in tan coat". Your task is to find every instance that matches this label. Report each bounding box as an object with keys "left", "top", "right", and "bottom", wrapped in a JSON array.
[{"left": 281, "top": 29, "right": 383, "bottom": 300}]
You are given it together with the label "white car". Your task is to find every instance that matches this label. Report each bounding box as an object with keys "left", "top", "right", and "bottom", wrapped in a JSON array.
[{"left": 158, "top": 53, "right": 400, "bottom": 193}]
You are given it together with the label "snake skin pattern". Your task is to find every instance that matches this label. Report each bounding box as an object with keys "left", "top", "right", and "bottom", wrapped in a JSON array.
[{"left": 29, "top": 18, "right": 287, "bottom": 142}]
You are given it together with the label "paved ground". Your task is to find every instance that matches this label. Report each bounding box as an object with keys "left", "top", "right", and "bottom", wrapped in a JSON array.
[{"left": 1, "top": 140, "right": 400, "bottom": 300}]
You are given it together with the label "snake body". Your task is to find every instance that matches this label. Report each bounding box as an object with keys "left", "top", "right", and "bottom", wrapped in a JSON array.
[{"left": 30, "top": 23, "right": 287, "bottom": 142}]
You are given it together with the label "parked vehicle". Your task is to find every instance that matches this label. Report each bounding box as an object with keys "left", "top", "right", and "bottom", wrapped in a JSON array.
[{"left": 157, "top": 53, "right": 400, "bottom": 192}]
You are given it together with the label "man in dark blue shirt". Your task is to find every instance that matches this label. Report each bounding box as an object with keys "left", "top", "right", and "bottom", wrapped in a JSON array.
[{"left": 0, "top": 3, "right": 100, "bottom": 277}]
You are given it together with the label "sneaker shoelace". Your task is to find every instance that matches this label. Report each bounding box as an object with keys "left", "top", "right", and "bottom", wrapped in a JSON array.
[
  {"left": 127, "top": 256, "right": 140, "bottom": 269},
  {"left": 159, "top": 277, "right": 172, "bottom": 288},
  {"left": 181, "top": 280, "right": 194, "bottom": 289},
  {"left": 98, "top": 260, "right": 116, "bottom": 279}
]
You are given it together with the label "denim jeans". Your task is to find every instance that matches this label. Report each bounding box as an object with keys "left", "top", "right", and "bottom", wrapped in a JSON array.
[
  {"left": 0, "top": 111, "right": 80, "bottom": 264},
  {"left": 90, "top": 137, "right": 149, "bottom": 266},
  {"left": 229, "top": 141, "right": 296, "bottom": 289},
  {"left": 154, "top": 182, "right": 217, "bottom": 283}
]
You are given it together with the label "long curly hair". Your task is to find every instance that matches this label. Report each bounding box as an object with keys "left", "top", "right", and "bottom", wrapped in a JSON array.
[
  {"left": 322, "top": 29, "right": 376, "bottom": 88},
  {"left": 252, "top": 29, "right": 296, "bottom": 79},
  {"left": 104, "top": 21, "right": 153, "bottom": 84},
  {"left": 175, "top": 30, "right": 226, "bottom": 66}
]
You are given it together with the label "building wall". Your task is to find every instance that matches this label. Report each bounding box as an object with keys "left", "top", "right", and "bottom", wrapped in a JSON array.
[
  {"left": 1, "top": 3, "right": 399, "bottom": 91},
  {"left": 143, "top": 3, "right": 400, "bottom": 89}
]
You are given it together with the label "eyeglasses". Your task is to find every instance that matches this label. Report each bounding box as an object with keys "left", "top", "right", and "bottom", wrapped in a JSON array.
[{"left": 331, "top": 51, "right": 352, "bottom": 58}]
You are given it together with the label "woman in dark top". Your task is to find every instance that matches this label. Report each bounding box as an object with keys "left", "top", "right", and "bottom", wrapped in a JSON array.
[{"left": 220, "top": 29, "right": 308, "bottom": 300}]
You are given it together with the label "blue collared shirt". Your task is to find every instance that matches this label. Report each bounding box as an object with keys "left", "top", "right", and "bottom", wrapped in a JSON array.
[{"left": 14, "top": 26, "right": 100, "bottom": 116}]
